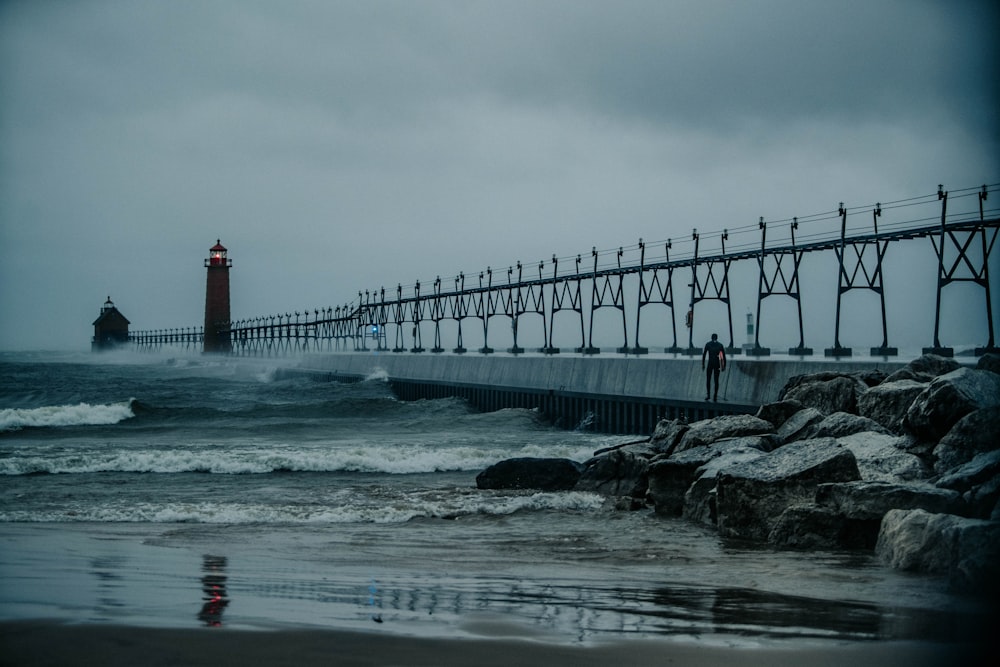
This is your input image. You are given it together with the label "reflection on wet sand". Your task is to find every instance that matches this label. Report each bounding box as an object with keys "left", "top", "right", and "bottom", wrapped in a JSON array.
[
  {"left": 198, "top": 555, "right": 229, "bottom": 627},
  {"left": 89, "top": 556, "right": 126, "bottom": 622},
  {"left": 647, "top": 584, "right": 987, "bottom": 642},
  {"left": 235, "top": 572, "right": 989, "bottom": 643}
]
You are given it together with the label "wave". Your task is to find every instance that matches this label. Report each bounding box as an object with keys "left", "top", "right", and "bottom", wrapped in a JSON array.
[
  {"left": 0, "top": 490, "right": 607, "bottom": 524},
  {"left": 107, "top": 390, "right": 410, "bottom": 430},
  {"left": 0, "top": 401, "right": 135, "bottom": 432},
  {"left": 364, "top": 367, "right": 389, "bottom": 382},
  {"left": 0, "top": 441, "right": 598, "bottom": 475}
]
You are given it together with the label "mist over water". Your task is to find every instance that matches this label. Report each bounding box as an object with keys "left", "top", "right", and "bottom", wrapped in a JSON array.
[{"left": 0, "top": 351, "right": 991, "bottom": 645}]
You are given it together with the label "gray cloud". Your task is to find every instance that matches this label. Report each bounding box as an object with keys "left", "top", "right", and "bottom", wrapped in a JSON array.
[{"left": 1, "top": 0, "right": 997, "bottom": 350}]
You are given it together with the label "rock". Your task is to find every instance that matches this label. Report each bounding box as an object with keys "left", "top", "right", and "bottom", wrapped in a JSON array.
[
  {"left": 932, "top": 406, "right": 1000, "bottom": 474},
  {"left": 475, "top": 457, "right": 584, "bottom": 491},
  {"left": 816, "top": 480, "right": 965, "bottom": 520},
  {"left": 681, "top": 447, "right": 767, "bottom": 525},
  {"left": 715, "top": 438, "right": 861, "bottom": 542},
  {"left": 964, "top": 473, "right": 1000, "bottom": 521},
  {"left": 767, "top": 505, "right": 870, "bottom": 549},
  {"left": 754, "top": 400, "right": 803, "bottom": 429},
  {"left": 779, "top": 373, "right": 874, "bottom": 414},
  {"left": 893, "top": 433, "right": 936, "bottom": 459},
  {"left": 769, "top": 480, "right": 966, "bottom": 551},
  {"left": 904, "top": 368, "right": 1000, "bottom": 442},
  {"left": 647, "top": 447, "right": 721, "bottom": 516},
  {"left": 673, "top": 414, "right": 774, "bottom": 454},
  {"left": 714, "top": 434, "right": 782, "bottom": 453},
  {"left": 857, "top": 380, "right": 925, "bottom": 435},
  {"left": 811, "top": 412, "right": 890, "bottom": 439},
  {"left": 936, "top": 449, "right": 1000, "bottom": 494},
  {"left": 875, "top": 509, "right": 952, "bottom": 571},
  {"left": 649, "top": 419, "right": 689, "bottom": 456},
  {"left": 876, "top": 508, "right": 1000, "bottom": 594},
  {"left": 646, "top": 439, "right": 762, "bottom": 515},
  {"left": 857, "top": 369, "right": 890, "bottom": 387},
  {"left": 576, "top": 448, "right": 649, "bottom": 498},
  {"left": 883, "top": 354, "right": 962, "bottom": 384},
  {"left": 781, "top": 370, "right": 885, "bottom": 394},
  {"left": 977, "top": 353, "right": 1000, "bottom": 375},
  {"left": 776, "top": 407, "right": 824, "bottom": 444},
  {"left": 835, "top": 432, "right": 929, "bottom": 482}
]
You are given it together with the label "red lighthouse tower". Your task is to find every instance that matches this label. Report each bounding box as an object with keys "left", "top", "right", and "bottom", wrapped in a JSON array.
[{"left": 204, "top": 240, "right": 232, "bottom": 353}]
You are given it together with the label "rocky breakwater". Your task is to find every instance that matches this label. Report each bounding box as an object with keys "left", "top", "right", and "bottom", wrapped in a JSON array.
[{"left": 476, "top": 354, "right": 1000, "bottom": 594}]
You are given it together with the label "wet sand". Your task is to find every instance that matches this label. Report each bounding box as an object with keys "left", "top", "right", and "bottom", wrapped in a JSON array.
[
  {"left": 2, "top": 522, "right": 997, "bottom": 666},
  {"left": 0, "top": 621, "right": 991, "bottom": 667}
]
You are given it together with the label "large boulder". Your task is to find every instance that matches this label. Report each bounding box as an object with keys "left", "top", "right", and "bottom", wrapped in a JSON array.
[
  {"left": 754, "top": 400, "right": 803, "bottom": 429},
  {"left": 876, "top": 508, "right": 1000, "bottom": 594},
  {"left": 977, "top": 353, "right": 1000, "bottom": 375},
  {"left": 936, "top": 449, "right": 1000, "bottom": 493},
  {"left": 476, "top": 457, "right": 584, "bottom": 491},
  {"left": 973, "top": 475, "right": 1000, "bottom": 521},
  {"left": 817, "top": 480, "right": 965, "bottom": 520},
  {"left": 715, "top": 438, "right": 861, "bottom": 542},
  {"left": 768, "top": 505, "right": 868, "bottom": 550},
  {"left": 681, "top": 447, "right": 767, "bottom": 525},
  {"left": 714, "top": 434, "right": 781, "bottom": 453},
  {"left": 883, "top": 354, "right": 961, "bottom": 384},
  {"left": 780, "top": 374, "right": 871, "bottom": 415},
  {"left": 811, "top": 412, "right": 890, "bottom": 439},
  {"left": 647, "top": 443, "right": 725, "bottom": 516},
  {"left": 835, "top": 432, "right": 929, "bottom": 482},
  {"left": 575, "top": 448, "right": 649, "bottom": 498},
  {"left": 646, "top": 439, "right": 767, "bottom": 515},
  {"left": 857, "top": 380, "right": 925, "bottom": 435},
  {"left": 769, "top": 480, "right": 966, "bottom": 551},
  {"left": 904, "top": 368, "right": 1000, "bottom": 442},
  {"left": 781, "top": 370, "right": 886, "bottom": 393},
  {"left": 932, "top": 406, "right": 1000, "bottom": 475},
  {"left": 936, "top": 449, "right": 1000, "bottom": 519},
  {"left": 673, "top": 414, "right": 774, "bottom": 454},
  {"left": 769, "top": 480, "right": 966, "bottom": 550},
  {"left": 648, "top": 419, "right": 689, "bottom": 456},
  {"left": 776, "top": 407, "right": 824, "bottom": 444}
]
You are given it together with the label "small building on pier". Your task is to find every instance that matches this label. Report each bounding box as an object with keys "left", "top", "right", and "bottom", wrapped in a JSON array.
[{"left": 92, "top": 296, "right": 130, "bottom": 351}]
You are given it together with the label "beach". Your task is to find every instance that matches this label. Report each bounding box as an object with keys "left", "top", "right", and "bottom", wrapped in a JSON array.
[
  {"left": 3, "top": 621, "right": 989, "bottom": 667},
  {"left": 1, "top": 518, "right": 994, "bottom": 667},
  {"left": 1, "top": 354, "right": 996, "bottom": 665}
]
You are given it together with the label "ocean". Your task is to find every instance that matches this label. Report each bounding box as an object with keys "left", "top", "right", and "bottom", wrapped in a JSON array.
[{"left": 0, "top": 351, "right": 992, "bottom": 649}]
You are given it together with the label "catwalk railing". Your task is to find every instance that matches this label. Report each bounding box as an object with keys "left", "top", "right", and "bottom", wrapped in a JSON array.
[
  {"left": 131, "top": 327, "right": 203, "bottom": 351},
  {"left": 131, "top": 183, "right": 999, "bottom": 358}
]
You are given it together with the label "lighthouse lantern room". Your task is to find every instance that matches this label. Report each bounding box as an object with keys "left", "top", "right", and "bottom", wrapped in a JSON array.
[{"left": 207, "top": 241, "right": 230, "bottom": 268}]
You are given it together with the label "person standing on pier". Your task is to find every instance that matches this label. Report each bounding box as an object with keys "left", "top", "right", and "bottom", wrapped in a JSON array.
[{"left": 701, "top": 333, "right": 726, "bottom": 401}]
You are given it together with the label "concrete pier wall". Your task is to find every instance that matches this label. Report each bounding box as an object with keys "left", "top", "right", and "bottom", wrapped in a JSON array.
[{"left": 298, "top": 352, "right": 910, "bottom": 435}]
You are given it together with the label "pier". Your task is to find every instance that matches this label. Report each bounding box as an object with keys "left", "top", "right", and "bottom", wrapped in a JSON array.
[
  {"left": 297, "top": 352, "right": 909, "bottom": 435},
  {"left": 123, "top": 182, "right": 997, "bottom": 433}
]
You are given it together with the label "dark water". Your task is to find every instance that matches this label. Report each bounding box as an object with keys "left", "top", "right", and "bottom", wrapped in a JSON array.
[{"left": 0, "top": 351, "right": 991, "bottom": 645}]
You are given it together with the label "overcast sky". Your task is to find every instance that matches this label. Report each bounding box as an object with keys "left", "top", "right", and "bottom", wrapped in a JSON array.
[{"left": 1, "top": 0, "right": 997, "bottom": 352}]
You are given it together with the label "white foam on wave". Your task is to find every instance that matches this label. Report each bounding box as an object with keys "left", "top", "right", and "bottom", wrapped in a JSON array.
[
  {"left": 1, "top": 441, "right": 599, "bottom": 475},
  {"left": 364, "top": 367, "right": 389, "bottom": 382},
  {"left": 0, "top": 490, "right": 606, "bottom": 524},
  {"left": 0, "top": 401, "right": 135, "bottom": 432},
  {"left": 254, "top": 366, "right": 280, "bottom": 383}
]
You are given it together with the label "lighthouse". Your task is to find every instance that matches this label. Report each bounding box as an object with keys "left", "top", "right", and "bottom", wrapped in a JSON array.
[{"left": 203, "top": 240, "right": 232, "bottom": 353}]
